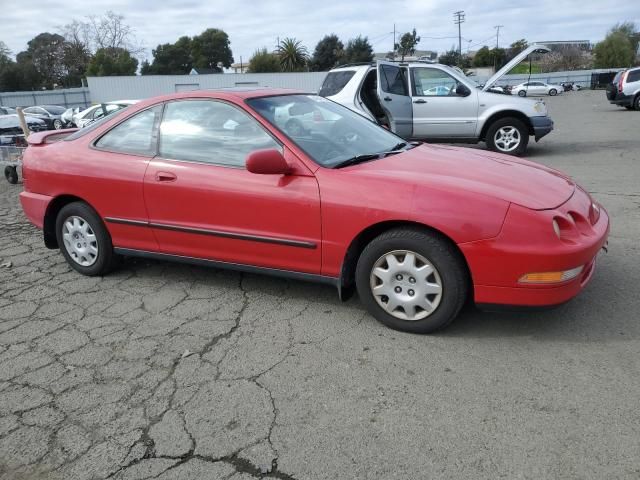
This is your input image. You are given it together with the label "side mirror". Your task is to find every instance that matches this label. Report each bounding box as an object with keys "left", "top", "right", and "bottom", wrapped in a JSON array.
[
  {"left": 246, "top": 149, "right": 290, "bottom": 175},
  {"left": 456, "top": 84, "right": 471, "bottom": 97}
]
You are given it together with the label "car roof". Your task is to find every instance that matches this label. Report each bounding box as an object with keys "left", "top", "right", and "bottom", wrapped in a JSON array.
[{"left": 130, "top": 88, "right": 310, "bottom": 109}]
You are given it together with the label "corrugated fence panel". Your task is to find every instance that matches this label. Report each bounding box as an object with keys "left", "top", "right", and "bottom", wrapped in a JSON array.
[
  {"left": 87, "top": 72, "right": 328, "bottom": 102},
  {"left": 0, "top": 87, "right": 91, "bottom": 108}
]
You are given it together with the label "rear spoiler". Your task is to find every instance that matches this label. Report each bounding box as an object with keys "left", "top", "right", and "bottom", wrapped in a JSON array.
[{"left": 27, "top": 129, "right": 79, "bottom": 146}]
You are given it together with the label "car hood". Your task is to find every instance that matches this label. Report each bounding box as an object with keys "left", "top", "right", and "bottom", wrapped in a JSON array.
[
  {"left": 346, "top": 144, "right": 575, "bottom": 210},
  {"left": 482, "top": 44, "right": 552, "bottom": 91}
]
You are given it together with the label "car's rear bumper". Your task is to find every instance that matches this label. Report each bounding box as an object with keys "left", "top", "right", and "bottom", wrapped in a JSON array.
[
  {"left": 19, "top": 191, "right": 52, "bottom": 229},
  {"left": 608, "top": 92, "right": 633, "bottom": 106},
  {"left": 530, "top": 116, "right": 554, "bottom": 141}
]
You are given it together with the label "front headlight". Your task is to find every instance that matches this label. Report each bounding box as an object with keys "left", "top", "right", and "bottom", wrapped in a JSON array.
[{"left": 533, "top": 101, "right": 547, "bottom": 114}]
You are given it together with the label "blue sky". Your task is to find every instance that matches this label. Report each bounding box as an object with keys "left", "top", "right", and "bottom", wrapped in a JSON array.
[{"left": 2, "top": 0, "right": 638, "bottom": 63}]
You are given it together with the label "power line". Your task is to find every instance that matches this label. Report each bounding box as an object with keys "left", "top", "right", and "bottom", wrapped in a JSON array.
[{"left": 453, "top": 10, "right": 465, "bottom": 55}]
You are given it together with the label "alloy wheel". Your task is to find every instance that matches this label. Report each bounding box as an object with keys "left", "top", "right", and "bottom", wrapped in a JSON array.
[
  {"left": 493, "top": 126, "right": 521, "bottom": 153},
  {"left": 369, "top": 250, "right": 443, "bottom": 321}
]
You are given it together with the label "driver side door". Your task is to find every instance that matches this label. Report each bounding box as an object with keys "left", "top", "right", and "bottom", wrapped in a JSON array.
[
  {"left": 409, "top": 67, "right": 478, "bottom": 138},
  {"left": 376, "top": 62, "right": 413, "bottom": 139}
]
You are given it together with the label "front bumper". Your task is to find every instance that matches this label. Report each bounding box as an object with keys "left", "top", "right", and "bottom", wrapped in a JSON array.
[
  {"left": 460, "top": 189, "right": 610, "bottom": 308},
  {"left": 530, "top": 116, "right": 554, "bottom": 141}
]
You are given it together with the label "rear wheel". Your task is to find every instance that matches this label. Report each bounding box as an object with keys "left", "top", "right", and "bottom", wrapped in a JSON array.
[
  {"left": 634, "top": 95, "right": 640, "bottom": 111},
  {"left": 53, "top": 119, "right": 63, "bottom": 129},
  {"left": 55, "top": 202, "right": 117, "bottom": 276},
  {"left": 485, "top": 117, "right": 529, "bottom": 156},
  {"left": 355, "top": 228, "right": 468, "bottom": 333}
]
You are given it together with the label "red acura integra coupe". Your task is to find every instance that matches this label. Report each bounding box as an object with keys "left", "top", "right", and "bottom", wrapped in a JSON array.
[{"left": 19, "top": 88, "right": 609, "bottom": 333}]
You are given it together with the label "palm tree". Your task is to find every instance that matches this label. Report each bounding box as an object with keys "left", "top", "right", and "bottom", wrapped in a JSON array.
[{"left": 276, "top": 38, "right": 309, "bottom": 72}]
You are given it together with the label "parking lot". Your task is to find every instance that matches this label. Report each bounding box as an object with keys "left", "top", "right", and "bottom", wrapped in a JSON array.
[{"left": 0, "top": 89, "right": 639, "bottom": 479}]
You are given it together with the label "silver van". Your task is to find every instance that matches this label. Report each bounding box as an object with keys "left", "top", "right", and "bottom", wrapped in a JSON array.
[{"left": 321, "top": 45, "right": 554, "bottom": 156}]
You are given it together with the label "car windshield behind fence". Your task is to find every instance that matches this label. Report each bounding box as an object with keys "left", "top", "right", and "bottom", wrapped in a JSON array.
[{"left": 247, "top": 94, "right": 404, "bottom": 168}]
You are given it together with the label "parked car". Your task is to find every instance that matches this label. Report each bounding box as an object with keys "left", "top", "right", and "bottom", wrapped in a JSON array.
[
  {"left": 19, "top": 89, "right": 609, "bottom": 333},
  {"left": 0, "top": 106, "right": 17, "bottom": 115},
  {"left": 22, "top": 105, "right": 67, "bottom": 130},
  {"left": 0, "top": 114, "right": 47, "bottom": 137},
  {"left": 321, "top": 44, "right": 554, "bottom": 156},
  {"left": 606, "top": 67, "right": 640, "bottom": 110},
  {"left": 61, "top": 107, "right": 79, "bottom": 128},
  {"left": 511, "top": 81, "right": 563, "bottom": 97},
  {"left": 73, "top": 100, "right": 138, "bottom": 128}
]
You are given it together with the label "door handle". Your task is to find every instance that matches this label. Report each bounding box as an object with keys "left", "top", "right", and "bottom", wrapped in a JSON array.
[
  {"left": 413, "top": 99, "right": 427, "bottom": 104},
  {"left": 383, "top": 96, "right": 392, "bottom": 102},
  {"left": 155, "top": 171, "right": 177, "bottom": 182}
]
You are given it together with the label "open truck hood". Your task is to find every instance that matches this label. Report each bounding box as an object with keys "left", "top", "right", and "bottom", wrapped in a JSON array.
[{"left": 482, "top": 44, "right": 552, "bottom": 92}]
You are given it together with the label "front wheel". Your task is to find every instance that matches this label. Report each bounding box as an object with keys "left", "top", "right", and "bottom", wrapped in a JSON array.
[
  {"left": 355, "top": 228, "right": 468, "bottom": 333},
  {"left": 518, "top": 90, "right": 526, "bottom": 97},
  {"left": 55, "top": 202, "right": 117, "bottom": 276},
  {"left": 634, "top": 95, "right": 640, "bottom": 111},
  {"left": 549, "top": 89, "right": 557, "bottom": 96},
  {"left": 485, "top": 117, "right": 529, "bottom": 156}
]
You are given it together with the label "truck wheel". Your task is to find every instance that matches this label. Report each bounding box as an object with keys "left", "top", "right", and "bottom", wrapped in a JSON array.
[{"left": 485, "top": 117, "right": 529, "bottom": 156}]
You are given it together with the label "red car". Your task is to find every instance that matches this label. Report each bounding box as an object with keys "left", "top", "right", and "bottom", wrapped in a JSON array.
[{"left": 19, "top": 89, "right": 609, "bottom": 333}]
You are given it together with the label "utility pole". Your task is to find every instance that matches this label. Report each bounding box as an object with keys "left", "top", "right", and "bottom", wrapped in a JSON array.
[
  {"left": 453, "top": 11, "right": 465, "bottom": 56},
  {"left": 494, "top": 25, "right": 504, "bottom": 49},
  {"left": 393, "top": 23, "right": 396, "bottom": 58}
]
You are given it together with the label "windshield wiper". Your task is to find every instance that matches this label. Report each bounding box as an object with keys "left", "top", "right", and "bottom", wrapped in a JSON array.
[{"left": 332, "top": 153, "right": 381, "bottom": 169}]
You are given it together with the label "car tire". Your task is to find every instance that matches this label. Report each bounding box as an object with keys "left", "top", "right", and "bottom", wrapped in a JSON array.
[
  {"left": 355, "top": 228, "right": 468, "bottom": 334},
  {"left": 4, "top": 166, "right": 18, "bottom": 184},
  {"left": 624, "top": 105, "right": 634, "bottom": 110},
  {"left": 518, "top": 90, "right": 526, "bottom": 97},
  {"left": 485, "top": 117, "right": 529, "bottom": 156},
  {"left": 634, "top": 95, "right": 640, "bottom": 111},
  {"left": 549, "top": 89, "right": 557, "bottom": 96},
  {"left": 53, "top": 119, "right": 63, "bottom": 129},
  {"left": 55, "top": 202, "right": 117, "bottom": 276}
]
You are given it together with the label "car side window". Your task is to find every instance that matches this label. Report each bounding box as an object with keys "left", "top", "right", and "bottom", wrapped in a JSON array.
[
  {"left": 95, "top": 106, "right": 162, "bottom": 156},
  {"left": 380, "top": 65, "right": 409, "bottom": 96},
  {"left": 23, "top": 107, "right": 36, "bottom": 114},
  {"left": 158, "top": 100, "right": 280, "bottom": 168},
  {"left": 627, "top": 70, "right": 640, "bottom": 83},
  {"left": 411, "top": 68, "right": 460, "bottom": 96}
]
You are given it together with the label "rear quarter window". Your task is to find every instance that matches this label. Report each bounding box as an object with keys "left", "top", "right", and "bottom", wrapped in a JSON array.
[
  {"left": 626, "top": 70, "right": 640, "bottom": 83},
  {"left": 319, "top": 71, "right": 356, "bottom": 97}
]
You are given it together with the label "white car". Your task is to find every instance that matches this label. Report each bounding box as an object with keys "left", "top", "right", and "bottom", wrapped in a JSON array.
[
  {"left": 321, "top": 44, "right": 554, "bottom": 155},
  {"left": 512, "top": 81, "right": 563, "bottom": 97},
  {"left": 73, "top": 100, "right": 138, "bottom": 128}
]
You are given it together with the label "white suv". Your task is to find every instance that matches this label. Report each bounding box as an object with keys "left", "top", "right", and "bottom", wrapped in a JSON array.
[
  {"left": 321, "top": 45, "right": 554, "bottom": 156},
  {"left": 607, "top": 67, "right": 640, "bottom": 110}
]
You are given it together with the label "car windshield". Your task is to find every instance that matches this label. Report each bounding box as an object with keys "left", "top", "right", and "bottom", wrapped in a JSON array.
[{"left": 247, "top": 94, "right": 405, "bottom": 168}]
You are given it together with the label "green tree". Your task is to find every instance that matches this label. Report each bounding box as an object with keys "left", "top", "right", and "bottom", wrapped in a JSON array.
[
  {"left": 508, "top": 39, "right": 529, "bottom": 59},
  {"left": 86, "top": 47, "right": 138, "bottom": 76},
  {"left": 20, "top": 33, "right": 67, "bottom": 89},
  {"left": 276, "top": 38, "right": 308, "bottom": 72},
  {"left": 343, "top": 36, "right": 374, "bottom": 63},
  {"left": 309, "top": 34, "right": 344, "bottom": 71},
  {"left": 438, "top": 48, "right": 471, "bottom": 68},
  {"left": 247, "top": 48, "right": 281, "bottom": 73},
  {"left": 594, "top": 23, "right": 638, "bottom": 68},
  {"left": 60, "top": 20, "right": 92, "bottom": 87},
  {"left": 144, "top": 36, "right": 193, "bottom": 74},
  {"left": 396, "top": 29, "right": 420, "bottom": 61},
  {"left": 191, "top": 28, "right": 233, "bottom": 72},
  {"left": 473, "top": 46, "right": 493, "bottom": 67}
]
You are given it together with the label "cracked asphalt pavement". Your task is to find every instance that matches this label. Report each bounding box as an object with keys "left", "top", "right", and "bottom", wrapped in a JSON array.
[{"left": 1, "top": 90, "right": 639, "bottom": 479}]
